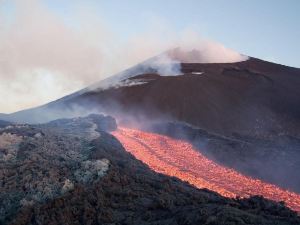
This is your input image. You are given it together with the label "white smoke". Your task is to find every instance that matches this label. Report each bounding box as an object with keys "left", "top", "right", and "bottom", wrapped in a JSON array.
[
  {"left": 0, "top": 0, "right": 248, "bottom": 113},
  {"left": 171, "top": 29, "right": 249, "bottom": 63},
  {"left": 142, "top": 53, "right": 182, "bottom": 76}
]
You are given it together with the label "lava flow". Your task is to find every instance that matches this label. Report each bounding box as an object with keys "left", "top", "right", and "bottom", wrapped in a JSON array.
[{"left": 112, "top": 127, "right": 300, "bottom": 212}]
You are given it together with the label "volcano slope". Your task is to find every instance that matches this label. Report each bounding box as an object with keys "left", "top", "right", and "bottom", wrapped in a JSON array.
[
  {"left": 63, "top": 57, "right": 300, "bottom": 193},
  {"left": 71, "top": 57, "right": 300, "bottom": 139},
  {"left": 1, "top": 115, "right": 300, "bottom": 225}
]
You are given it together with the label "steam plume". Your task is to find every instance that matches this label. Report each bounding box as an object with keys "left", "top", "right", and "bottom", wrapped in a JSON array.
[{"left": 0, "top": 0, "right": 247, "bottom": 113}]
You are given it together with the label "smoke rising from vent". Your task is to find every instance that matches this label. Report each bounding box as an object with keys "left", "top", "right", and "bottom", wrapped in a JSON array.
[
  {"left": 0, "top": 0, "right": 247, "bottom": 113},
  {"left": 142, "top": 53, "right": 182, "bottom": 76},
  {"left": 170, "top": 30, "right": 249, "bottom": 63}
]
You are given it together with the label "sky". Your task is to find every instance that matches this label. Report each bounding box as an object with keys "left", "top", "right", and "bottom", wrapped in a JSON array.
[{"left": 0, "top": 0, "right": 299, "bottom": 113}]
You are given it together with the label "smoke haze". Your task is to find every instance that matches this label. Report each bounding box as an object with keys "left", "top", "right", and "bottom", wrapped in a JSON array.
[{"left": 0, "top": 0, "right": 247, "bottom": 113}]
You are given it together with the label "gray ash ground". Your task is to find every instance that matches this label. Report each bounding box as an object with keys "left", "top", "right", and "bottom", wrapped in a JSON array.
[{"left": 0, "top": 115, "right": 300, "bottom": 225}]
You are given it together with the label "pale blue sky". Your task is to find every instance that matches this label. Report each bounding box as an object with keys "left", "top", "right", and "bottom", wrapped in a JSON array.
[
  {"left": 43, "top": 0, "right": 300, "bottom": 68},
  {"left": 1, "top": 0, "right": 299, "bottom": 67}
]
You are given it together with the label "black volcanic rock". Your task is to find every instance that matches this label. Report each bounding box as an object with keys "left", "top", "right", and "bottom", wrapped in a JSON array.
[
  {"left": 1, "top": 115, "right": 300, "bottom": 225},
  {"left": 87, "top": 114, "right": 117, "bottom": 131},
  {"left": 0, "top": 115, "right": 115, "bottom": 224}
]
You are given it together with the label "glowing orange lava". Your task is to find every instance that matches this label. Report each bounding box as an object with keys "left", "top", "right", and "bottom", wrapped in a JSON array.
[{"left": 112, "top": 127, "right": 300, "bottom": 212}]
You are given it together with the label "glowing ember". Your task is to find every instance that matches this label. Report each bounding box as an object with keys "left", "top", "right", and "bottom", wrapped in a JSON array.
[{"left": 112, "top": 127, "right": 300, "bottom": 212}]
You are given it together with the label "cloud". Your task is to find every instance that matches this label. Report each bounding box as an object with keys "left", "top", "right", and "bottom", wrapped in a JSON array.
[{"left": 0, "top": 0, "right": 247, "bottom": 113}]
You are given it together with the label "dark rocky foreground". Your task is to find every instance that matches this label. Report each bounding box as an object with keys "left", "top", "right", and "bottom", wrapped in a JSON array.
[{"left": 0, "top": 115, "right": 300, "bottom": 225}]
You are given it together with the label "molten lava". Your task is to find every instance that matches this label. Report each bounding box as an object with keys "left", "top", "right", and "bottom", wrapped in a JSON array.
[{"left": 112, "top": 127, "right": 300, "bottom": 212}]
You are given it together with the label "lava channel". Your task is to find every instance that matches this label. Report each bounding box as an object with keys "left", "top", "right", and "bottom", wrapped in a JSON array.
[{"left": 112, "top": 127, "right": 300, "bottom": 212}]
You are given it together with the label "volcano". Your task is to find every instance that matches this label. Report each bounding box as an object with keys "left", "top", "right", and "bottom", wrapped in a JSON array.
[{"left": 1, "top": 48, "right": 300, "bottom": 214}]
